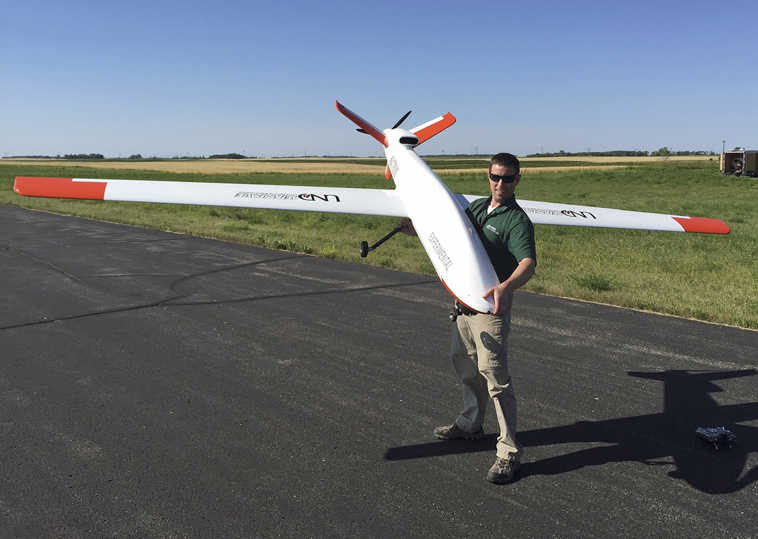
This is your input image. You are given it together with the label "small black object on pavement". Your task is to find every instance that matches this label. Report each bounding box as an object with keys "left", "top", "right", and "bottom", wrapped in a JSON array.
[{"left": 695, "top": 426, "right": 737, "bottom": 450}]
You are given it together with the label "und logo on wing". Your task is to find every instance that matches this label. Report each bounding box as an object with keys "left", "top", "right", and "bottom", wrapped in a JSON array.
[
  {"left": 233, "top": 191, "right": 341, "bottom": 203},
  {"left": 298, "top": 193, "right": 341, "bottom": 202}
]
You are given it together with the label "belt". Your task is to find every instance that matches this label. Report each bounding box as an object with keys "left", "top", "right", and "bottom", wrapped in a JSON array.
[{"left": 450, "top": 301, "right": 478, "bottom": 321}]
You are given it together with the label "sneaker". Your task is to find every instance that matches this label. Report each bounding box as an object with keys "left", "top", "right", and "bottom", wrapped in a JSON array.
[
  {"left": 433, "top": 423, "right": 484, "bottom": 440},
  {"left": 486, "top": 453, "right": 520, "bottom": 484}
]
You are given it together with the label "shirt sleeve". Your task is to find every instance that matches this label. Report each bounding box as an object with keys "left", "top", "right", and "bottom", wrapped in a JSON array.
[{"left": 506, "top": 216, "right": 537, "bottom": 265}]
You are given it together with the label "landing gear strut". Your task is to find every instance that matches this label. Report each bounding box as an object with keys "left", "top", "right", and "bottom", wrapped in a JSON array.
[{"left": 360, "top": 225, "right": 403, "bottom": 257}]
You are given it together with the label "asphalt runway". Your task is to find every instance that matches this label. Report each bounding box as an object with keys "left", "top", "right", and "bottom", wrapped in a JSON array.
[{"left": 2, "top": 205, "right": 757, "bottom": 538}]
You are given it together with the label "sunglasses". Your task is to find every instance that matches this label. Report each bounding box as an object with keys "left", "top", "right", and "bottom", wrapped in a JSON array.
[{"left": 489, "top": 173, "right": 518, "bottom": 184}]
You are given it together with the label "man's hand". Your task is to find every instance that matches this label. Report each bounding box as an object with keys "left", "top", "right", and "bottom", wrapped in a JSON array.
[
  {"left": 483, "top": 283, "right": 508, "bottom": 315},
  {"left": 483, "top": 258, "right": 535, "bottom": 314}
]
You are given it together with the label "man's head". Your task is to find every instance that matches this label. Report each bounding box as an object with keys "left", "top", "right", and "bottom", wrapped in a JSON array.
[{"left": 488, "top": 152, "right": 520, "bottom": 205}]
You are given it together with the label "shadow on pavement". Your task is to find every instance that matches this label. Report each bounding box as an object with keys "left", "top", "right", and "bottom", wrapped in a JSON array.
[{"left": 385, "top": 369, "right": 758, "bottom": 494}]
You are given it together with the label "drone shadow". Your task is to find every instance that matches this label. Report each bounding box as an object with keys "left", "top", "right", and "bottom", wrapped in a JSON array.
[{"left": 384, "top": 369, "right": 758, "bottom": 494}]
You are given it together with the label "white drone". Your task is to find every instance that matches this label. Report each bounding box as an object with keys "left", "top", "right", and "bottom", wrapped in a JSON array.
[{"left": 14, "top": 101, "right": 729, "bottom": 313}]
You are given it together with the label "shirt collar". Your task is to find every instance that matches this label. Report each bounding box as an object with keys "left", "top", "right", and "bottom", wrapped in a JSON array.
[{"left": 486, "top": 195, "right": 517, "bottom": 214}]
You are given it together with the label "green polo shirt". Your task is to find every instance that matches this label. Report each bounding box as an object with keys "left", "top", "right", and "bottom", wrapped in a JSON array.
[{"left": 467, "top": 196, "right": 537, "bottom": 282}]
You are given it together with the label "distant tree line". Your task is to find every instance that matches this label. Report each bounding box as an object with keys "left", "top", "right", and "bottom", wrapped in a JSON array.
[
  {"left": 4, "top": 154, "right": 104, "bottom": 159},
  {"left": 63, "top": 153, "right": 104, "bottom": 159},
  {"left": 208, "top": 153, "right": 246, "bottom": 159},
  {"left": 527, "top": 150, "right": 648, "bottom": 157},
  {"left": 526, "top": 149, "right": 717, "bottom": 157},
  {"left": 5, "top": 149, "right": 719, "bottom": 160},
  {"left": 3, "top": 153, "right": 253, "bottom": 159}
]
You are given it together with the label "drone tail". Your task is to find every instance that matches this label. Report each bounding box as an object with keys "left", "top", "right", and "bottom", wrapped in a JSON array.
[
  {"left": 335, "top": 100, "right": 387, "bottom": 147},
  {"left": 409, "top": 112, "right": 456, "bottom": 145}
]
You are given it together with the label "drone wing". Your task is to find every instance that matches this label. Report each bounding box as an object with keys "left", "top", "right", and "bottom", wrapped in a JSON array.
[
  {"left": 13, "top": 177, "right": 408, "bottom": 217},
  {"left": 13, "top": 177, "right": 728, "bottom": 234},
  {"left": 456, "top": 195, "right": 730, "bottom": 234}
]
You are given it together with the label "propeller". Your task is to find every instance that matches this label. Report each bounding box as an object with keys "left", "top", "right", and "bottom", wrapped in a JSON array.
[
  {"left": 356, "top": 110, "right": 412, "bottom": 134},
  {"left": 392, "top": 110, "right": 412, "bottom": 129}
]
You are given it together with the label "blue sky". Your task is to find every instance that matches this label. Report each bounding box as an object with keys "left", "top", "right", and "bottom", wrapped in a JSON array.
[{"left": 2, "top": 0, "right": 756, "bottom": 157}]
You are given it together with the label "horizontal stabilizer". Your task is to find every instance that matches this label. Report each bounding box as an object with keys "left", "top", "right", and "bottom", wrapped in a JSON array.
[
  {"left": 410, "top": 112, "right": 456, "bottom": 145},
  {"left": 335, "top": 101, "right": 387, "bottom": 147}
]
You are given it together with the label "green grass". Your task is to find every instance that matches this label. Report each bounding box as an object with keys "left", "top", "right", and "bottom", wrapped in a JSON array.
[
  {"left": 2, "top": 160, "right": 756, "bottom": 329},
  {"left": 251, "top": 158, "right": 631, "bottom": 169},
  {"left": 426, "top": 158, "right": 633, "bottom": 169}
]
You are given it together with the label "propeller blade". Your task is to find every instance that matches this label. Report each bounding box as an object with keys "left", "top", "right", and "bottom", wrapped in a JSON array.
[{"left": 392, "top": 110, "right": 412, "bottom": 129}]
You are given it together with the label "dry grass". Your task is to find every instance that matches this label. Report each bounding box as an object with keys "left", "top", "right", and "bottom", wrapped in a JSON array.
[
  {"left": 0, "top": 158, "right": 386, "bottom": 175},
  {"left": 2, "top": 158, "right": 632, "bottom": 176}
]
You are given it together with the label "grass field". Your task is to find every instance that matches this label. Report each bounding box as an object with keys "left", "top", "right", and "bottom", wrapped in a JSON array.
[
  {"left": 1, "top": 158, "right": 755, "bottom": 329},
  {"left": 1, "top": 154, "right": 713, "bottom": 175}
]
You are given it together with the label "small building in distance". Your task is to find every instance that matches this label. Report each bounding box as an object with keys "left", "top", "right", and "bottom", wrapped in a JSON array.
[{"left": 721, "top": 148, "right": 758, "bottom": 177}]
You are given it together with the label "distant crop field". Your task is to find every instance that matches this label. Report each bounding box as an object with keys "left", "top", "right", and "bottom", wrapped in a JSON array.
[
  {"left": 2, "top": 155, "right": 683, "bottom": 176},
  {"left": 2, "top": 159, "right": 755, "bottom": 328},
  {"left": 0, "top": 158, "right": 386, "bottom": 175}
]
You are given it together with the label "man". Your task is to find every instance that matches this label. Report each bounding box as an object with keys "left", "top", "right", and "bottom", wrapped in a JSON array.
[{"left": 432, "top": 152, "right": 536, "bottom": 484}]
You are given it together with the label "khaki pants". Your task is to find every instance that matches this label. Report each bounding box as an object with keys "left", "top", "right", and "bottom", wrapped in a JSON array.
[{"left": 451, "top": 292, "right": 519, "bottom": 458}]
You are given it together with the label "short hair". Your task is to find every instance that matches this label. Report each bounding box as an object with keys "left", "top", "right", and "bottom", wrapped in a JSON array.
[{"left": 489, "top": 152, "right": 520, "bottom": 175}]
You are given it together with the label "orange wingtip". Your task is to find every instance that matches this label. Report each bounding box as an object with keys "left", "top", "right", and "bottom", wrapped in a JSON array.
[
  {"left": 672, "top": 216, "right": 730, "bottom": 235},
  {"left": 14, "top": 177, "right": 107, "bottom": 200}
]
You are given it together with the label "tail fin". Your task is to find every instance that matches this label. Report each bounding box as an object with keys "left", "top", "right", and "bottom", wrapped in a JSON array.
[
  {"left": 336, "top": 100, "right": 457, "bottom": 180},
  {"left": 382, "top": 112, "right": 456, "bottom": 178},
  {"left": 335, "top": 101, "right": 387, "bottom": 147},
  {"left": 410, "top": 113, "right": 456, "bottom": 144}
]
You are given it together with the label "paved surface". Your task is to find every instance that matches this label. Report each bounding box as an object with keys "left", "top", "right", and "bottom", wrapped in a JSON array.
[{"left": 1, "top": 205, "right": 757, "bottom": 538}]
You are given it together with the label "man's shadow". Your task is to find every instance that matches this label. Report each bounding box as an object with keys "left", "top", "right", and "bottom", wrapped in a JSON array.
[{"left": 384, "top": 369, "right": 758, "bottom": 494}]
